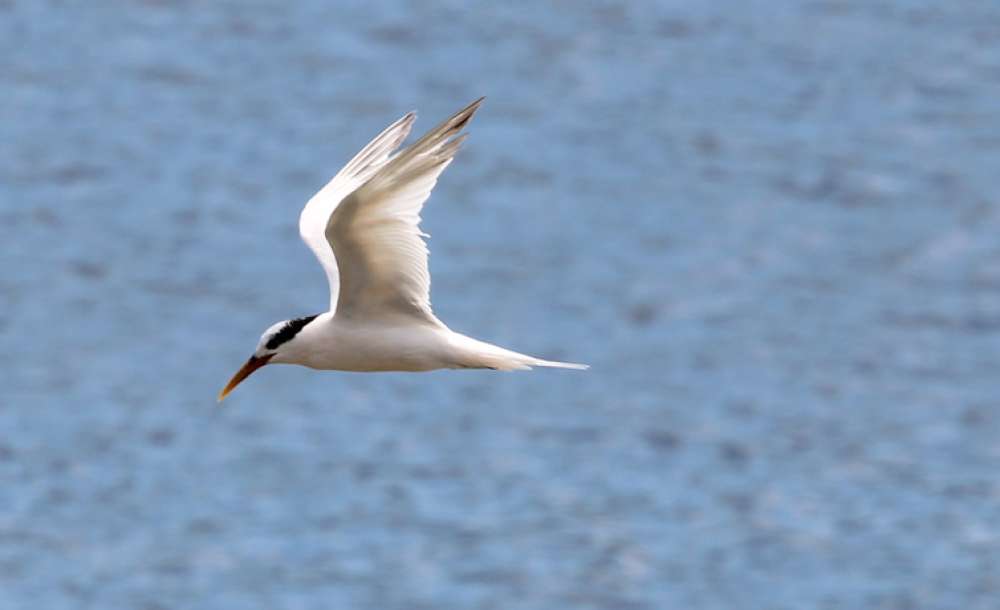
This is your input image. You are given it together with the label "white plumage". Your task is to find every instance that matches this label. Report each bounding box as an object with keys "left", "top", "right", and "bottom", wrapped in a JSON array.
[{"left": 220, "top": 98, "right": 586, "bottom": 401}]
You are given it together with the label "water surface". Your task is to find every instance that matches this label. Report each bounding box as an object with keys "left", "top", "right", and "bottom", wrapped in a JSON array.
[{"left": 2, "top": 2, "right": 1000, "bottom": 608}]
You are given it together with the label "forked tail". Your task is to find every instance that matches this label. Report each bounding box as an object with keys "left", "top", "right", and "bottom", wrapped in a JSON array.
[
  {"left": 448, "top": 333, "right": 588, "bottom": 371},
  {"left": 531, "top": 359, "right": 589, "bottom": 370}
]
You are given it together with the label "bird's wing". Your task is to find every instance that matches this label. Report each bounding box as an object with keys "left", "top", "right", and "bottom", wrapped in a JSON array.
[
  {"left": 299, "top": 111, "right": 416, "bottom": 311},
  {"left": 326, "top": 97, "right": 484, "bottom": 323}
]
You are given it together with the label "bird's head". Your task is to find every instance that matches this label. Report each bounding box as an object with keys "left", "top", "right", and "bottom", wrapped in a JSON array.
[{"left": 218, "top": 314, "right": 319, "bottom": 402}]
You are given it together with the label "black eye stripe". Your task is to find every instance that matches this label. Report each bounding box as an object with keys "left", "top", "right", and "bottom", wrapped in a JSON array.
[{"left": 265, "top": 314, "right": 318, "bottom": 350}]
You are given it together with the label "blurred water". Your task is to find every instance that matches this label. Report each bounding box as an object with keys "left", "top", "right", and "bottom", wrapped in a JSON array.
[{"left": 3, "top": 1, "right": 1000, "bottom": 608}]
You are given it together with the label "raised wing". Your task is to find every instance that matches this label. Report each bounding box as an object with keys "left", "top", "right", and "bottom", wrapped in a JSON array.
[
  {"left": 326, "top": 97, "right": 484, "bottom": 323},
  {"left": 299, "top": 111, "right": 416, "bottom": 311}
]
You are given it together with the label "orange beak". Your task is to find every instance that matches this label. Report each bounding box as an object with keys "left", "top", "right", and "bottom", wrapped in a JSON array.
[{"left": 218, "top": 354, "right": 273, "bottom": 402}]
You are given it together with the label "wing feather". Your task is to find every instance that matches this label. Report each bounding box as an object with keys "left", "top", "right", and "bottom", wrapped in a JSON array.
[
  {"left": 326, "top": 98, "right": 484, "bottom": 322},
  {"left": 298, "top": 111, "right": 416, "bottom": 311}
]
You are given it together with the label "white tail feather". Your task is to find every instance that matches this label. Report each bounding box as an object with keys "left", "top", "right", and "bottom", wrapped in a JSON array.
[
  {"left": 531, "top": 359, "right": 589, "bottom": 370},
  {"left": 448, "top": 333, "right": 587, "bottom": 371}
]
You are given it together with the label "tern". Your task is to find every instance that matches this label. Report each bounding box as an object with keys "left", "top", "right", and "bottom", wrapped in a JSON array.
[{"left": 219, "top": 98, "right": 586, "bottom": 401}]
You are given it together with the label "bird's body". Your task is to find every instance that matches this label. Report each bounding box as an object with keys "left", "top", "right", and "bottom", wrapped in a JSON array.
[
  {"left": 280, "top": 313, "right": 451, "bottom": 372},
  {"left": 275, "top": 313, "right": 575, "bottom": 373},
  {"left": 220, "top": 98, "right": 585, "bottom": 400}
]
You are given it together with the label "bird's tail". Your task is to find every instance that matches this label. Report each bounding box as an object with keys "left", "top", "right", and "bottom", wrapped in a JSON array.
[
  {"left": 448, "top": 333, "right": 588, "bottom": 371},
  {"left": 530, "top": 359, "right": 590, "bottom": 370}
]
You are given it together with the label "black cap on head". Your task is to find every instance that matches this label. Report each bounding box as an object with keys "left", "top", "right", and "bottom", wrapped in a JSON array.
[{"left": 265, "top": 314, "right": 318, "bottom": 350}]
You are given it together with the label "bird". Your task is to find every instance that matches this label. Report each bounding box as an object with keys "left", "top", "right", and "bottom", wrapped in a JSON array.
[{"left": 219, "top": 98, "right": 587, "bottom": 401}]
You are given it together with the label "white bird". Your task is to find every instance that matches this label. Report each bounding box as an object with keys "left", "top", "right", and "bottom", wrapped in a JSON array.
[{"left": 219, "top": 98, "right": 586, "bottom": 401}]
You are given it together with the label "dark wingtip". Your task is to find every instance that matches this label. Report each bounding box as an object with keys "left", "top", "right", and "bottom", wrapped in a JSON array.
[
  {"left": 452, "top": 97, "right": 486, "bottom": 131},
  {"left": 467, "top": 96, "right": 486, "bottom": 114}
]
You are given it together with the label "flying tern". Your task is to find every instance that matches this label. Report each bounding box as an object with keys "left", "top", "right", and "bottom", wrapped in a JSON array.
[{"left": 219, "top": 98, "right": 586, "bottom": 401}]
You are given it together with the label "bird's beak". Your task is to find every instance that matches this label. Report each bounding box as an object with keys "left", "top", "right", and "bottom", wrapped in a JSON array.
[{"left": 218, "top": 354, "right": 273, "bottom": 402}]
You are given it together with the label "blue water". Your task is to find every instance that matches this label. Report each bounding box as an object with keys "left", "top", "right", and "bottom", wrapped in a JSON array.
[{"left": 3, "top": 2, "right": 1000, "bottom": 608}]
